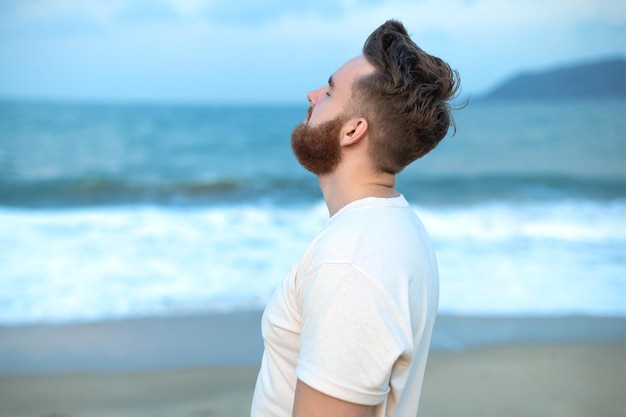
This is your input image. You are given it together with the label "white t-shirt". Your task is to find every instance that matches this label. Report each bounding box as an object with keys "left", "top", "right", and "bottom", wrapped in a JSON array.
[{"left": 251, "top": 195, "right": 439, "bottom": 417}]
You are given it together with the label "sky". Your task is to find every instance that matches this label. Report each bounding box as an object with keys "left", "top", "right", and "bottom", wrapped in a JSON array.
[{"left": 0, "top": 0, "right": 624, "bottom": 104}]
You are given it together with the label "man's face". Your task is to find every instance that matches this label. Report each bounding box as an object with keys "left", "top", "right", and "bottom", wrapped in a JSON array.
[{"left": 290, "top": 55, "right": 375, "bottom": 175}]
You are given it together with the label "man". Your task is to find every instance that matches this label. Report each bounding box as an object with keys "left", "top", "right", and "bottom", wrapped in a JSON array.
[{"left": 251, "top": 20, "right": 460, "bottom": 417}]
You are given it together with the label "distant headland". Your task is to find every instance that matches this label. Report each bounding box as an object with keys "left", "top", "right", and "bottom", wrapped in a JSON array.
[{"left": 480, "top": 57, "right": 626, "bottom": 100}]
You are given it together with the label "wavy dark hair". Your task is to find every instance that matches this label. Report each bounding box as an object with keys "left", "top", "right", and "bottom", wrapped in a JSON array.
[{"left": 352, "top": 20, "right": 461, "bottom": 174}]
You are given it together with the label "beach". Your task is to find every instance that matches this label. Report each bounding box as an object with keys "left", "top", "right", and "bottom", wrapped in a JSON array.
[
  {"left": 1, "top": 100, "right": 624, "bottom": 417},
  {"left": 1, "top": 313, "right": 624, "bottom": 417}
]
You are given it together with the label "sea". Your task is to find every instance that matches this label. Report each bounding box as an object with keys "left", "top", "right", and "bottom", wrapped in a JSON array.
[{"left": 0, "top": 99, "right": 624, "bottom": 325}]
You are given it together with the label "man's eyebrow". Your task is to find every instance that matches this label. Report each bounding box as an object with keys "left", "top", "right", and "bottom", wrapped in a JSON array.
[{"left": 328, "top": 76, "right": 335, "bottom": 90}]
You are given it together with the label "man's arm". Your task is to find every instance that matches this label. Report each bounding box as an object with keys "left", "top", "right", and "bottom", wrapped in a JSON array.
[{"left": 292, "top": 379, "right": 374, "bottom": 417}]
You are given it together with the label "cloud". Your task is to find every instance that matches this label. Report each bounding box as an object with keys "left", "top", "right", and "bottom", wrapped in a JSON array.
[
  {"left": 1, "top": 0, "right": 127, "bottom": 25},
  {"left": 0, "top": 0, "right": 624, "bottom": 102}
]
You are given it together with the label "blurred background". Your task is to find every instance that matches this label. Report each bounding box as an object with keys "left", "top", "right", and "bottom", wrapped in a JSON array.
[
  {"left": 0, "top": 0, "right": 624, "bottom": 325},
  {"left": 0, "top": 0, "right": 624, "bottom": 103}
]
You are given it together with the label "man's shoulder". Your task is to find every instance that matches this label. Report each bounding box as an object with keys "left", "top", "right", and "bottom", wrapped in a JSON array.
[
  {"left": 307, "top": 201, "right": 430, "bottom": 265},
  {"left": 328, "top": 200, "right": 425, "bottom": 240}
]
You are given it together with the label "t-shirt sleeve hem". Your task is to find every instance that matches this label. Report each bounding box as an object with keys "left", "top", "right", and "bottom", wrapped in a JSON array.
[{"left": 296, "top": 359, "right": 389, "bottom": 406}]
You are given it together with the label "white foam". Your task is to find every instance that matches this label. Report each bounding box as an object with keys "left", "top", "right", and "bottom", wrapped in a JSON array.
[{"left": 0, "top": 199, "right": 624, "bottom": 324}]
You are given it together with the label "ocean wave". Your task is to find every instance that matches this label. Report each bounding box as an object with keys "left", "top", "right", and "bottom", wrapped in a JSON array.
[
  {"left": 0, "top": 176, "right": 317, "bottom": 207},
  {"left": 0, "top": 199, "right": 624, "bottom": 324},
  {"left": 1, "top": 173, "right": 623, "bottom": 208}
]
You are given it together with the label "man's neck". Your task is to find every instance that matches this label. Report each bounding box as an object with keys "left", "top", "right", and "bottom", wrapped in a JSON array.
[{"left": 318, "top": 169, "right": 399, "bottom": 217}]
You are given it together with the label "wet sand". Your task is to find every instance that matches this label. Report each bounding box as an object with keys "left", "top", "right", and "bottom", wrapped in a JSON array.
[{"left": 0, "top": 313, "right": 624, "bottom": 417}]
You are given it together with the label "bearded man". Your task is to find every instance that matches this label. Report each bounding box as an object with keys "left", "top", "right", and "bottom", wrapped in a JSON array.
[{"left": 251, "top": 19, "right": 460, "bottom": 417}]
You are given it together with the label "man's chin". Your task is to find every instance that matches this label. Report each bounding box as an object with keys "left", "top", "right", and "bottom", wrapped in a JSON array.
[{"left": 290, "top": 117, "right": 344, "bottom": 176}]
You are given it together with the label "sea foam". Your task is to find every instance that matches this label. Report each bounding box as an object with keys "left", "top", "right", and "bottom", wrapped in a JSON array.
[{"left": 1, "top": 198, "right": 624, "bottom": 324}]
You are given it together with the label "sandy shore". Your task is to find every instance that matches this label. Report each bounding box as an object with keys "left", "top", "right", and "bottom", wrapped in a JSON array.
[{"left": 0, "top": 313, "right": 624, "bottom": 417}]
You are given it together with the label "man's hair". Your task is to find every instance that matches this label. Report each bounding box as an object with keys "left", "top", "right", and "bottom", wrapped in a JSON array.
[{"left": 353, "top": 20, "right": 461, "bottom": 174}]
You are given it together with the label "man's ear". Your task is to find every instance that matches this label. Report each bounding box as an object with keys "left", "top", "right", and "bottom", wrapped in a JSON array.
[{"left": 340, "top": 117, "right": 368, "bottom": 146}]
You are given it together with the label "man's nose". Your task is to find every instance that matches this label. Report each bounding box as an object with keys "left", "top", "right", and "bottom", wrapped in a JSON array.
[{"left": 307, "top": 86, "right": 328, "bottom": 107}]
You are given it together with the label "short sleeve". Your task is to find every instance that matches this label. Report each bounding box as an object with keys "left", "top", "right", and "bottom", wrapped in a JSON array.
[{"left": 295, "top": 263, "right": 408, "bottom": 406}]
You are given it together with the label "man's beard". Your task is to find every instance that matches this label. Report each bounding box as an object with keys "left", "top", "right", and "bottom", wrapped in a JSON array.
[{"left": 291, "top": 115, "right": 345, "bottom": 175}]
